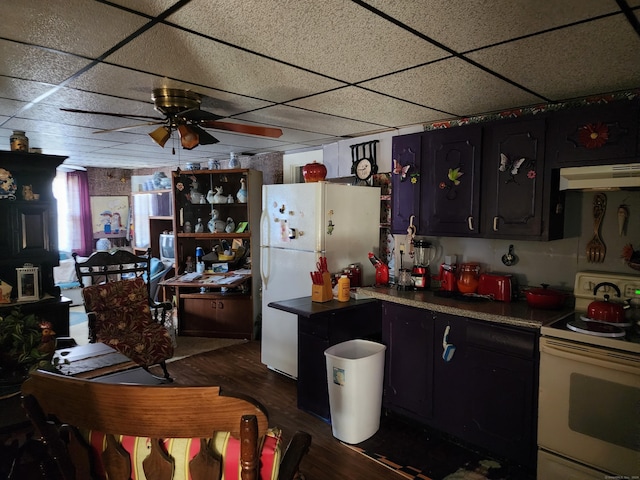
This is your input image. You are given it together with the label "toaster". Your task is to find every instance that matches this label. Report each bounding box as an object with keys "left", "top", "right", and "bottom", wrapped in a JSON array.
[{"left": 477, "top": 273, "right": 515, "bottom": 302}]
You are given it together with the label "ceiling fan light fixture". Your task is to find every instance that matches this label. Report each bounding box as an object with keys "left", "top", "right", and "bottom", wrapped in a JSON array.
[
  {"left": 178, "top": 124, "right": 199, "bottom": 150},
  {"left": 149, "top": 126, "right": 171, "bottom": 147}
]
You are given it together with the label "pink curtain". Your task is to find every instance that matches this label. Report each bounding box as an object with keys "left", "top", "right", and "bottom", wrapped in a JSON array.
[{"left": 67, "top": 171, "right": 93, "bottom": 256}]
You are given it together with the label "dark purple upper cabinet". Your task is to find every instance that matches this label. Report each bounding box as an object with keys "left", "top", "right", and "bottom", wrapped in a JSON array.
[
  {"left": 391, "top": 133, "right": 423, "bottom": 234},
  {"left": 421, "top": 125, "right": 482, "bottom": 236},
  {"left": 547, "top": 99, "right": 639, "bottom": 168},
  {"left": 482, "top": 118, "right": 547, "bottom": 239}
]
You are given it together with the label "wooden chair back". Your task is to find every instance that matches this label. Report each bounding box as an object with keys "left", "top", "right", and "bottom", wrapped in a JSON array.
[
  {"left": 21, "top": 370, "right": 274, "bottom": 480},
  {"left": 73, "top": 248, "right": 152, "bottom": 296}
]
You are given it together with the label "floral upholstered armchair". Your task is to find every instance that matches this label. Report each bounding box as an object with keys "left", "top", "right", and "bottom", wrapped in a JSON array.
[{"left": 73, "top": 249, "right": 174, "bottom": 379}]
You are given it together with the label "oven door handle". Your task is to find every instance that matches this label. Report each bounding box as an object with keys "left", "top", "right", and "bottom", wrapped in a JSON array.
[{"left": 540, "top": 338, "right": 640, "bottom": 375}]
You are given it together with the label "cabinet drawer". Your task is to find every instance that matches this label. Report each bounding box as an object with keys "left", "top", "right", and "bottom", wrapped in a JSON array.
[{"left": 466, "top": 320, "right": 536, "bottom": 359}]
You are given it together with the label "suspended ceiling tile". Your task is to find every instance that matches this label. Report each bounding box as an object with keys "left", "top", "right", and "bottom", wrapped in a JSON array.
[
  {"left": 362, "top": 0, "right": 623, "bottom": 52},
  {"left": 0, "top": 98, "right": 26, "bottom": 118},
  {"left": 1, "top": 0, "right": 149, "bottom": 58},
  {"left": 235, "top": 105, "right": 385, "bottom": 137},
  {"left": 108, "top": 0, "right": 182, "bottom": 17},
  {"left": 0, "top": 40, "right": 90, "bottom": 84},
  {"left": 362, "top": 57, "right": 543, "bottom": 117},
  {"left": 0, "top": 77, "right": 59, "bottom": 104},
  {"left": 105, "top": 24, "right": 345, "bottom": 103},
  {"left": 166, "top": 0, "right": 449, "bottom": 83},
  {"left": 67, "top": 64, "right": 277, "bottom": 117},
  {"left": 466, "top": 15, "right": 640, "bottom": 101},
  {"left": 287, "top": 87, "right": 446, "bottom": 127}
]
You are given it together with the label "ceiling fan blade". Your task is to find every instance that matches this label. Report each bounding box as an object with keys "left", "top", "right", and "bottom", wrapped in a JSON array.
[
  {"left": 179, "top": 108, "right": 223, "bottom": 122},
  {"left": 61, "top": 107, "right": 164, "bottom": 122},
  {"left": 92, "top": 121, "right": 165, "bottom": 134},
  {"left": 189, "top": 125, "right": 219, "bottom": 145},
  {"left": 199, "top": 120, "right": 283, "bottom": 138}
]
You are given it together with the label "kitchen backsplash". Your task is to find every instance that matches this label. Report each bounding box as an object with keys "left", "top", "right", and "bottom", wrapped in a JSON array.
[{"left": 402, "top": 189, "right": 640, "bottom": 291}]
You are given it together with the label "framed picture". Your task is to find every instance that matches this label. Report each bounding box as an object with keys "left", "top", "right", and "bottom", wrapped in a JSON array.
[
  {"left": 17, "top": 265, "right": 40, "bottom": 301},
  {"left": 90, "top": 196, "right": 129, "bottom": 237},
  {"left": 235, "top": 221, "right": 248, "bottom": 233}
]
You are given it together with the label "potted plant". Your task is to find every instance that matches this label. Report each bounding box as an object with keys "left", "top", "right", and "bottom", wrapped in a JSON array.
[{"left": 0, "top": 307, "right": 60, "bottom": 384}]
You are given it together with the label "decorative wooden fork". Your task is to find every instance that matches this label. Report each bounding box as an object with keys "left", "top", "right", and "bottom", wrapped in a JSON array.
[{"left": 586, "top": 193, "right": 606, "bottom": 263}]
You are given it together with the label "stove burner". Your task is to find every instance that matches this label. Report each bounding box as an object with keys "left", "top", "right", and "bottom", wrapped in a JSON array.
[
  {"left": 579, "top": 315, "right": 631, "bottom": 328},
  {"left": 567, "top": 318, "right": 626, "bottom": 338}
]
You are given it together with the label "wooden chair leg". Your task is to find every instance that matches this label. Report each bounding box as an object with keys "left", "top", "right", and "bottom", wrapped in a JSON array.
[{"left": 159, "top": 361, "right": 172, "bottom": 381}]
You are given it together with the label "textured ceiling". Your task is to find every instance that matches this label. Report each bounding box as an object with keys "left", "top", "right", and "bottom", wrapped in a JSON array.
[{"left": 1, "top": 0, "right": 639, "bottom": 169}]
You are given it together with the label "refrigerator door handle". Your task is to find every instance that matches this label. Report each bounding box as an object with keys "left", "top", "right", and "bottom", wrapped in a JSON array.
[
  {"left": 260, "top": 208, "right": 269, "bottom": 288},
  {"left": 261, "top": 246, "right": 269, "bottom": 288}
]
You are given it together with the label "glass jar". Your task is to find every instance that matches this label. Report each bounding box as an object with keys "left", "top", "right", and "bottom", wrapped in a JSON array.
[
  {"left": 10, "top": 130, "right": 29, "bottom": 152},
  {"left": 456, "top": 263, "right": 480, "bottom": 294},
  {"left": 348, "top": 263, "right": 362, "bottom": 287}
]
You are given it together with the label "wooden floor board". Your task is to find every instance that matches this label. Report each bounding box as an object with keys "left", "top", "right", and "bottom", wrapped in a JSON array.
[{"left": 152, "top": 340, "right": 397, "bottom": 479}]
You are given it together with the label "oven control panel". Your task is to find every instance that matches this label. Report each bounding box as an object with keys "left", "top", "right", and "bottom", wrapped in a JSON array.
[{"left": 573, "top": 271, "right": 640, "bottom": 310}]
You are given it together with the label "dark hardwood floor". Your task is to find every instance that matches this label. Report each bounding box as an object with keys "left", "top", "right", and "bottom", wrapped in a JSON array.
[{"left": 152, "top": 340, "right": 396, "bottom": 480}]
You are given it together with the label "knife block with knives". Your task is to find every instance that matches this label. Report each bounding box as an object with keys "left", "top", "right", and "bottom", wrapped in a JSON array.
[{"left": 311, "top": 271, "right": 333, "bottom": 302}]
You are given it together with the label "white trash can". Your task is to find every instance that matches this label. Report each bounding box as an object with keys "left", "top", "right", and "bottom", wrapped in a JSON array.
[{"left": 324, "top": 339, "right": 386, "bottom": 444}]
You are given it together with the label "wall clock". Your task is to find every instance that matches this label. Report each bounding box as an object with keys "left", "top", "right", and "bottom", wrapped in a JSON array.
[{"left": 350, "top": 140, "right": 379, "bottom": 186}]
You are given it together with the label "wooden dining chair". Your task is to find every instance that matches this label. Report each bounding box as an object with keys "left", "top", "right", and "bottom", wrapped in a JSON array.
[{"left": 21, "top": 370, "right": 312, "bottom": 480}]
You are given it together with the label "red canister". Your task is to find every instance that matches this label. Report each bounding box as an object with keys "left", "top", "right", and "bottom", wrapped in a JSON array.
[{"left": 456, "top": 263, "right": 480, "bottom": 293}]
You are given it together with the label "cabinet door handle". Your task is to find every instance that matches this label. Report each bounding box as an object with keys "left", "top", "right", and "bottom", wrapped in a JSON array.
[
  {"left": 467, "top": 216, "right": 474, "bottom": 231},
  {"left": 442, "top": 325, "right": 456, "bottom": 362},
  {"left": 493, "top": 216, "right": 499, "bottom": 231}
]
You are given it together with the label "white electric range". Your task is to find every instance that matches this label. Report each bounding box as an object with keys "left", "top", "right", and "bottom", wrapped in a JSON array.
[
  {"left": 541, "top": 270, "right": 640, "bottom": 354},
  {"left": 537, "top": 271, "right": 640, "bottom": 479}
]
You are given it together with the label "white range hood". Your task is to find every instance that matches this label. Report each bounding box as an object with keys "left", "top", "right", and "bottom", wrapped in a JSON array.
[{"left": 559, "top": 162, "right": 640, "bottom": 190}]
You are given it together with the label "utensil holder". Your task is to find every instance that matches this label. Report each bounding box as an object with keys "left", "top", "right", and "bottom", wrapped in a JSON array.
[{"left": 312, "top": 272, "right": 333, "bottom": 302}]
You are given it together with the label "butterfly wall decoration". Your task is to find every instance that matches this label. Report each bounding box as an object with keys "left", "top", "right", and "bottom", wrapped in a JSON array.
[
  {"left": 499, "top": 153, "right": 535, "bottom": 184},
  {"left": 393, "top": 159, "right": 418, "bottom": 183}
]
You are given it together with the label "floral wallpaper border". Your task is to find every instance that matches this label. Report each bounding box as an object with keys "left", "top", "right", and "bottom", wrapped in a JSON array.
[{"left": 424, "top": 89, "right": 640, "bottom": 131}]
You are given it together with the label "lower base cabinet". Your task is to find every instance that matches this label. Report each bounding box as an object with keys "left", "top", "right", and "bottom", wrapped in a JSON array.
[
  {"left": 297, "top": 300, "right": 382, "bottom": 422},
  {"left": 382, "top": 302, "right": 435, "bottom": 421},
  {"left": 179, "top": 293, "right": 252, "bottom": 338},
  {"left": 382, "top": 301, "right": 538, "bottom": 468}
]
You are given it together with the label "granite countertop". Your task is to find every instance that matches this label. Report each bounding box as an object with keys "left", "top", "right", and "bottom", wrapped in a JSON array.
[{"left": 356, "top": 286, "right": 574, "bottom": 330}]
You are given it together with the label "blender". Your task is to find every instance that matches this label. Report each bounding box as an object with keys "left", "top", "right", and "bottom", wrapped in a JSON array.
[{"left": 411, "top": 239, "right": 435, "bottom": 290}]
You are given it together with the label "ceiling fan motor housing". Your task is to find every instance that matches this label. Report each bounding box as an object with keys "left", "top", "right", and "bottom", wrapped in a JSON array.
[{"left": 152, "top": 88, "right": 201, "bottom": 117}]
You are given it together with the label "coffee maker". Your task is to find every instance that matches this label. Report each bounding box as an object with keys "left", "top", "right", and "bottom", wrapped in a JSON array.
[{"left": 411, "top": 239, "right": 434, "bottom": 290}]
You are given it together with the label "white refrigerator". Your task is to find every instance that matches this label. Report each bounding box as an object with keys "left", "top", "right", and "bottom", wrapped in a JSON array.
[{"left": 260, "top": 182, "right": 381, "bottom": 378}]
